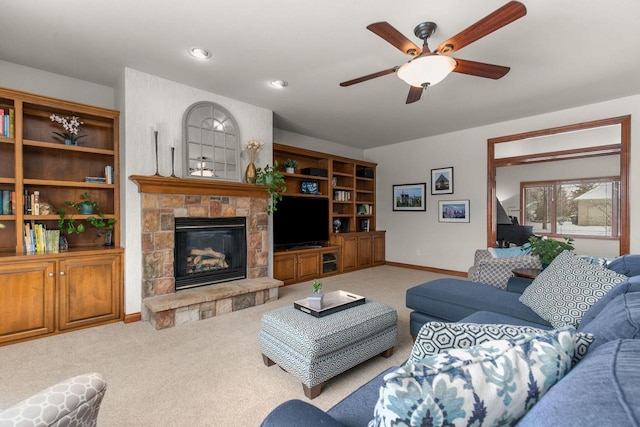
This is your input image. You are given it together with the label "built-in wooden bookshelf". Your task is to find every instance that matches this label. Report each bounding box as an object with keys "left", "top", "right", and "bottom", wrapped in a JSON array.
[
  {"left": 0, "top": 87, "right": 123, "bottom": 346},
  {"left": 273, "top": 143, "right": 384, "bottom": 285}
]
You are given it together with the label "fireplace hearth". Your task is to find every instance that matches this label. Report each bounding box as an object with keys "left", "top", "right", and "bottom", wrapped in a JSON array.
[{"left": 174, "top": 217, "right": 247, "bottom": 290}]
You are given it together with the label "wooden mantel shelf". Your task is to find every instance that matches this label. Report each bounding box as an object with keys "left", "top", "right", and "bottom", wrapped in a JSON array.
[{"left": 129, "top": 175, "right": 269, "bottom": 198}]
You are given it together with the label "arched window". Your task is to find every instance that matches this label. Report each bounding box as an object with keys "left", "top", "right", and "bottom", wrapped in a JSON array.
[{"left": 183, "top": 102, "right": 240, "bottom": 181}]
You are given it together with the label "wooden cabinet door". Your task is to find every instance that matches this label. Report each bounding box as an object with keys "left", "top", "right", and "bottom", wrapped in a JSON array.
[
  {"left": 0, "top": 261, "right": 56, "bottom": 344},
  {"left": 341, "top": 236, "right": 358, "bottom": 272},
  {"left": 372, "top": 232, "right": 386, "bottom": 265},
  {"left": 297, "top": 252, "right": 320, "bottom": 282},
  {"left": 274, "top": 253, "right": 297, "bottom": 285},
  {"left": 58, "top": 254, "right": 121, "bottom": 330},
  {"left": 357, "top": 235, "right": 373, "bottom": 268}
]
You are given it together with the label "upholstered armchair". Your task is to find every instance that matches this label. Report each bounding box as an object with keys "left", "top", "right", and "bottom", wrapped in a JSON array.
[
  {"left": 0, "top": 372, "right": 107, "bottom": 427},
  {"left": 468, "top": 248, "right": 542, "bottom": 290}
]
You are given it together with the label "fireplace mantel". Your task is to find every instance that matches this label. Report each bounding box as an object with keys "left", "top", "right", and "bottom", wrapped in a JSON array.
[{"left": 130, "top": 175, "right": 269, "bottom": 198}]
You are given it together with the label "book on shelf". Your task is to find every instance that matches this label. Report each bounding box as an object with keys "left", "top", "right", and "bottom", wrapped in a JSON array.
[
  {"left": 0, "top": 108, "right": 14, "bottom": 138},
  {"left": 2, "top": 189, "right": 10, "bottom": 214},
  {"left": 85, "top": 176, "right": 107, "bottom": 184},
  {"left": 105, "top": 166, "right": 114, "bottom": 184},
  {"left": 23, "top": 222, "right": 59, "bottom": 254}
]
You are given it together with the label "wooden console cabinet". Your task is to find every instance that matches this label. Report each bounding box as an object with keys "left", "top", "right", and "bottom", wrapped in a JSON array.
[
  {"left": 274, "top": 246, "right": 341, "bottom": 286},
  {"left": 331, "top": 231, "right": 386, "bottom": 272},
  {"left": 0, "top": 87, "right": 123, "bottom": 346}
]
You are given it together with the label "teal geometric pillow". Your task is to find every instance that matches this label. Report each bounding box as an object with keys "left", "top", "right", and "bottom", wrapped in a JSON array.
[
  {"left": 519, "top": 250, "right": 627, "bottom": 328},
  {"left": 369, "top": 327, "right": 577, "bottom": 427},
  {"left": 409, "top": 321, "right": 594, "bottom": 366}
]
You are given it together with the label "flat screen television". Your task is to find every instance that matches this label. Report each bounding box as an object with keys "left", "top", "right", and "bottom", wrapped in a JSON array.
[{"left": 273, "top": 196, "right": 329, "bottom": 250}]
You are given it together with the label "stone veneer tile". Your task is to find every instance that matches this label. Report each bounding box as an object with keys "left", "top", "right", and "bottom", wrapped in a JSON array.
[
  {"left": 233, "top": 293, "right": 255, "bottom": 311},
  {"left": 175, "top": 306, "right": 200, "bottom": 326},
  {"left": 154, "top": 231, "right": 174, "bottom": 250},
  {"left": 221, "top": 204, "right": 236, "bottom": 216},
  {"left": 155, "top": 278, "right": 175, "bottom": 296},
  {"left": 216, "top": 298, "right": 233, "bottom": 315},
  {"left": 160, "top": 194, "right": 185, "bottom": 207},
  {"left": 160, "top": 213, "right": 174, "bottom": 230},
  {"left": 185, "top": 194, "right": 202, "bottom": 205},
  {"left": 141, "top": 233, "right": 154, "bottom": 252},
  {"left": 142, "top": 210, "right": 160, "bottom": 232},
  {"left": 188, "top": 205, "right": 208, "bottom": 217},
  {"left": 142, "top": 193, "right": 159, "bottom": 209},
  {"left": 209, "top": 200, "right": 222, "bottom": 216},
  {"left": 152, "top": 310, "right": 175, "bottom": 329}
]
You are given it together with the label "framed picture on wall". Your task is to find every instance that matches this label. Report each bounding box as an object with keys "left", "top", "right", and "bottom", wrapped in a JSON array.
[
  {"left": 438, "top": 200, "right": 470, "bottom": 222},
  {"left": 393, "top": 183, "right": 426, "bottom": 211},
  {"left": 431, "top": 167, "right": 454, "bottom": 195}
]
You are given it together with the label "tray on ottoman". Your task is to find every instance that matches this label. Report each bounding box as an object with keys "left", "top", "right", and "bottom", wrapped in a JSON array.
[{"left": 294, "top": 290, "right": 365, "bottom": 317}]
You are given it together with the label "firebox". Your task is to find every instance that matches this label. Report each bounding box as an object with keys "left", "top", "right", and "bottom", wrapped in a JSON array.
[{"left": 174, "top": 217, "right": 247, "bottom": 290}]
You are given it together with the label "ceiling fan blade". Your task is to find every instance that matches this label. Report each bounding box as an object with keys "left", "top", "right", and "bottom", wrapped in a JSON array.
[
  {"left": 367, "top": 22, "right": 422, "bottom": 56},
  {"left": 436, "top": 1, "right": 526, "bottom": 55},
  {"left": 406, "top": 86, "right": 423, "bottom": 104},
  {"left": 452, "top": 58, "right": 510, "bottom": 79},
  {"left": 340, "top": 67, "right": 397, "bottom": 87}
]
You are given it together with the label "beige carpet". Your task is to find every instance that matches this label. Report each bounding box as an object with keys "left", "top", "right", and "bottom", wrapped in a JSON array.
[{"left": 0, "top": 266, "right": 452, "bottom": 426}]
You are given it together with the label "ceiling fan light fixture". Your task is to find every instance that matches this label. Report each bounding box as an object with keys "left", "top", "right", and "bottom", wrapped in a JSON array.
[{"left": 397, "top": 54, "right": 456, "bottom": 88}]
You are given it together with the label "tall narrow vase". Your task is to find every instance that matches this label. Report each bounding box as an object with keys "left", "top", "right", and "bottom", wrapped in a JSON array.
[{"left": 245, "top": 162, "right": 257, "bottom": 184}]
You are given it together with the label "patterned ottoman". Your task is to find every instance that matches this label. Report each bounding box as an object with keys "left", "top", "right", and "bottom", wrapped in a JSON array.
[{"left": 259, "top": 299, "right": 397, "bottom": 399}]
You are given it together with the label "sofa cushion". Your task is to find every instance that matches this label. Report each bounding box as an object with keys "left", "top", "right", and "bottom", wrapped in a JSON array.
[
  {"left": 578, "top": 275, "right": 640, "bottom": 328},
  {"left": 406, "top": 278, "right": 550, "bottom": 327},
  {"left": 488, "top": 245, "right": 531, "bottom": 258},
  {"left": 409, "top": 321, "right": 593, "bottom": 366},
  {"left": 517, "top": 339, "right": 640, "bottom": 426},
  {"left": 369, "top": 327, "right": 577, "bottom": 427},
  {"left": 460, "top": 311, "right": 553, "bottom": 329},
  {"left": 519, "top": 251, "right": 627, "bottom": 328},
  {"left": 578, "top": 291, "right": 640, "bottom": 351},
  {"left": 607, "top": 254, "right": 640, "bottom": 277}
]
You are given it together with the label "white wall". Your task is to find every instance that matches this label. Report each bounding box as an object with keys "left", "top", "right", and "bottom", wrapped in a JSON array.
[
  {"left": 274, "top": 128, "right": 365, "bottom": 160},
  {"left": 368, "top": 95, "right": 640, "bottom": 272},
  {"left": 119, "top": 68, "right": 274, "bottom": 314},
  {"left": 0, "top": 60, "right": 114, "bottom": 109}
]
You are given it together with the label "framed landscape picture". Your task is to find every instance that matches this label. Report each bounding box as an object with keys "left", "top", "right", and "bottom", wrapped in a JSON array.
[
  {"left": 438, "top": 200, "right": 470, "bottom": 222},
  {"left": 431, "top": 167, "right": 454, "bottom": 195},
  {"left": 393, "top": 183, "right": 426, "bottom": 211}
]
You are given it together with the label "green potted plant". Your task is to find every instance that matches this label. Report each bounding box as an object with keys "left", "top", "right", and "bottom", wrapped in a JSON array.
[
  {"left": 308, "top": 279, "right": 324, "bottom": 310},
  {"left": 57, "top": 192, "right": 117, "bottom": 246},
  {"left": 255, "top": 161, "right": 287, "bottom": 214},
  {"left": 283, "top": 159, "right": 298, "bottom": 174},
  {"left": 525, "top": 236, "right": 575, "bottom": 267}
]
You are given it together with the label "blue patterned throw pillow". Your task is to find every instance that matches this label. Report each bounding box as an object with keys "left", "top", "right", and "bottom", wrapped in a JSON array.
[
  {"left": 519, "top": 250, "right": 627, "bottom": 328},
  {"left": 409, "top": 321, "right": 593, "bottom": 366},
  {"left": 369, "top": 327, "right": 577, "bottom": 427}
]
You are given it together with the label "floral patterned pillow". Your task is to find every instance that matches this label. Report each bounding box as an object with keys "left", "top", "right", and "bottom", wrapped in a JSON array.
[{"left": 369, "top": 327, "right": 577, "bottom": 427}]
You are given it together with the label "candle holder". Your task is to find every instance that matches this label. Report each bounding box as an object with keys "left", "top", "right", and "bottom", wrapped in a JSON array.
[
  {"left": 154, "top": 131, "right": 161, "bottom": 176},
  {"left": 170, "top": 147, "right": 176, "bottom": 177}
]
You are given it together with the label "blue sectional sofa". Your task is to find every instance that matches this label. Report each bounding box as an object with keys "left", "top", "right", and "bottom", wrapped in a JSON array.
[{"left": 261, "top": 253, "right": 640, "bottom": 426}]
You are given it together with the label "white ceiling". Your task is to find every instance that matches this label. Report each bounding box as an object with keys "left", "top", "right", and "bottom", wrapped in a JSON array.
[{"left": 2, "top": 1, "right": 640, "bottom": 149}]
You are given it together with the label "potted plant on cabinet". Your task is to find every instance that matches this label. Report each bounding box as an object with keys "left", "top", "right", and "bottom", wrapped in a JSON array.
[
  {"left": 255, "top": 161, "right": 287, "bottom": 214},
  {"left": 308, "top": 279, "right": 324, "bottom": 310},
  {"left": 283, "top": 159, "right": 298, "bottom": 174}
]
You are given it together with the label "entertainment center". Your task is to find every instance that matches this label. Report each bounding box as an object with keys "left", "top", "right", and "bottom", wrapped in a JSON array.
[{"left": 273, "top": 143, "right": 385, "bottom": 285}]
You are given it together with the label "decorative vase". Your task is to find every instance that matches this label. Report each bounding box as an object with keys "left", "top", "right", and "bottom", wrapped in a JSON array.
[
  {"left": 308, "top": 293, "right": 324, "bottom": 310},
  {"left": 104, "top": 229, "right": 113, "bottom": 246},
  {"left": 64, "top": 138, "right": 76, "bottom": 146},
  {"left": 79, "top": 203, "right": 94, "bottom": 215},
  {"left": 286, "top": 167, "right": 295, "bottom": 174},
  {"left": 245, "top": 162, "right": 257, "bottom": 184}
]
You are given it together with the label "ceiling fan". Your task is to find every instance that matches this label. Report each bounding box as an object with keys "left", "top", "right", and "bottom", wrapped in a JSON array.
[{"left": 340, "top": 1, "right": 527, "bottom": 104}]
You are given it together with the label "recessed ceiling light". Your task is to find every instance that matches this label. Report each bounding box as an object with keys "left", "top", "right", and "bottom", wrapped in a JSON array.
[
  {"left": 189, "top": 47, "right": 212, "bottom": 60},
  {"left": 270, "top": 80, "right": 288, "bottom": 88}
]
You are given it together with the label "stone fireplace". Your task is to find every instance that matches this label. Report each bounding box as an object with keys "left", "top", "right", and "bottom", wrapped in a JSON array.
[{"left": 130, "top": 175, "right": 282, "bottom": 329}]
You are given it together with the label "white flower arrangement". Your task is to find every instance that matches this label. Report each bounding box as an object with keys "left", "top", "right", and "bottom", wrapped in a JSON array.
[
  {"left": 50, "top": 114, "right": 86, "bottom": 144},
  {"left": 246, "top": 139, "right": 264, "bottom": 164}
]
